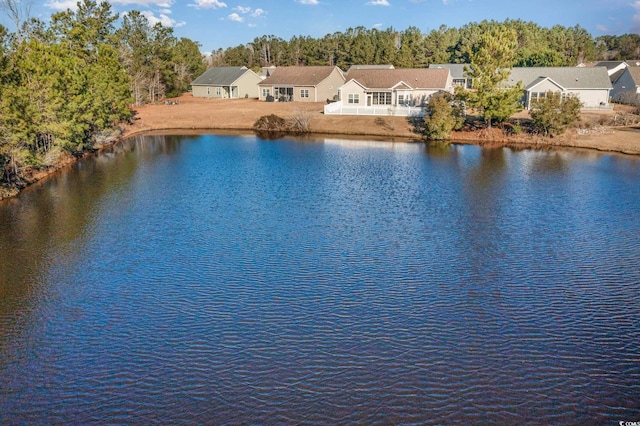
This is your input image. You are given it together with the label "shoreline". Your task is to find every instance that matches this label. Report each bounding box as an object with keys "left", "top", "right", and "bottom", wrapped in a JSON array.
[
  {"left": 2, "top": 94, "right": 640, "bottom": 201},
  {"left": 123, "top": 94, "right": 640, "bottom": 155}
]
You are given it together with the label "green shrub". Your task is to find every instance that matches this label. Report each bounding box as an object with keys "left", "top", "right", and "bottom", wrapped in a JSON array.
[
  {"left": 422, "top": 92, "right": 466, "bottom": 140},
  {"left": 530, "top": 92, "right": 582, "bottom": 136}
]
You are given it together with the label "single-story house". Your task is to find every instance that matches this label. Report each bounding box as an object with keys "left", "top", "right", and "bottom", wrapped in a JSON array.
[
  {"left": 324, "top": 68, "right": 453, "bottom": 116},
  {"left": 611, "top": 66, "right": 640, "bottom": 105},
  {"left": 429, "top": 64, "right": 473, "bottom": 89},
  {"left": 191, "top": 66, "right": 262, "bottom": 99},
  {"left": 258, "top": 66, "right": 346, "bottom": 102},
  {"left": 505, "top": 67, "right": 612, "bottom": 110}
]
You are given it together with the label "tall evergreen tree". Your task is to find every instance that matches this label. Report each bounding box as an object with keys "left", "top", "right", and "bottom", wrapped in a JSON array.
[{"left": 460, "top": 26, "right": 523, "bottom": 128}]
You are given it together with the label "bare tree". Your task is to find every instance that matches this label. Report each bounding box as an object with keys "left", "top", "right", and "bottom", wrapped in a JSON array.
[{"left": 0, "top": 0, "right": 33, "bottom": 40}]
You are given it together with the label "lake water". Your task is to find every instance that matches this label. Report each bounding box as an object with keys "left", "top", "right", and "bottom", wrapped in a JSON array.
[{"left": 1, "top": 134, "right": 639, "bottom": 424}]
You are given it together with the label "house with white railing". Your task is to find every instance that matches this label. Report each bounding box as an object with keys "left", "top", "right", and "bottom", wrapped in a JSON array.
[{"left": 325, "top": 68, "right": 453, "bottom": 116}]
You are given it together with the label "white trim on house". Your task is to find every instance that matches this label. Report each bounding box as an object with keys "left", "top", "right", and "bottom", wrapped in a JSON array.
[
  {"left": 507, "top": 67, "right": 613, "bottom": 110},
  {"left": 326, "top": 69, "right": 453, "bottom": 116}
]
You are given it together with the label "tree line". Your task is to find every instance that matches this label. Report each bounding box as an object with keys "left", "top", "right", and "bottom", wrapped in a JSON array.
[
  {"left": 0, "top": 0, "right": 205, "bottom": 189},
  {"left": 210, "top": 20, "right": 639, "bottom": 70}
]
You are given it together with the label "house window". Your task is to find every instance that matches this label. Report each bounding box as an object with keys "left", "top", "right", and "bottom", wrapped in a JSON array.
[
  {"left": 348, "top": 94, "right": 359, "bottom": 104},
  {"left": 301, "top": 89, "right": 309, "bottom": 98},
  {"left": 453, "top": 79, "right": 466, "bottom": 87},
  {"left": 398, "top": 94, "right": 412, "bottom": 106},
  {"left": 216, "top": 87, "right": 222, "bottom": 96},
  {"left": 262, "top": 88, "right": 270, "bottom": 98},
  {"left": 207, "top": 87, "right": 211, "bottom": 95},
  {"left": 371, "top": 92, "right": 392, "bottom": 105}
]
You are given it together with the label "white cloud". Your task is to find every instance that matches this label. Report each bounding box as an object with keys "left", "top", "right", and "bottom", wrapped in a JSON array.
[
  {"left": 229, "top": 6, "right": 267, "bottom": 19},
  {"left": 45, "top": 0, "right": 78, "bottom": 10},
  {"left": 159, "top": 8, "right": 172, "bottom": 14},
  {"left": 141, "top": 10, "right": 185, "bottom": 27},
  {"left": 297, "top": 0, "right": 319, "bottom": 5},
  {"left": 372, "top": 23, "right": 383, "bottom": 29},
  {"left": 189, "top": 0, "right": 228, "bottom": 9},
  {"left": 366, "top": 0, "right": 390, "bottom": 5}
]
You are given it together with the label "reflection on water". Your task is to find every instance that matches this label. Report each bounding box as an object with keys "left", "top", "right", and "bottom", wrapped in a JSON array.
[{"left": 1, "top": 135, "right": 639, "bottom": 424}]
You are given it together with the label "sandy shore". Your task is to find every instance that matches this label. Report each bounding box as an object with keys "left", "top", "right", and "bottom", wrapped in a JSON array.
[{"left": 124, "top": 93, "right": 640, "bottom": 155}]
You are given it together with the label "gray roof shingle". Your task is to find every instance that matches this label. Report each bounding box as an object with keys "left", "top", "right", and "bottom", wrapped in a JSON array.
[
  {"left": 191, "top": 66, "right": 250, "bottom": 86},
  {"left": 428, "top": 64, "right": 470, "bottom": 79},
  {"left": 507, "top": 67, "right": 612, "bottom": 90}
]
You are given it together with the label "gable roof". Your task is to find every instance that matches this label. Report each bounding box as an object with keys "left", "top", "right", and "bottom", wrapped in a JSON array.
[
  {"left": 428, "top": 64, "right": 470, "bottom": 80},
  {"left": 507, "top": 67, "right": 612, "bottom": 90},
  {"left": 346, "top": 68, "right": 450, "bottom": 90},
  {"left": 526, "top": 76, "right": 565, "bottom": 91},
  {"left": 610, "top": 68, "right": 627, "bottom": 84},
  {"left": 192, "top": 66, "right": 252, "bottom": 86},
  {"left": 258, "top": 66, "right": 344, "bottom": 86},
  {"left": 594, "top": 61, "right": 628, "bottom": 71}
]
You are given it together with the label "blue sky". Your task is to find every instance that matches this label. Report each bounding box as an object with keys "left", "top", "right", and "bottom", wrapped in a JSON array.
[{"left": 4, "top": 0, "right": 640, "bottom": 52}]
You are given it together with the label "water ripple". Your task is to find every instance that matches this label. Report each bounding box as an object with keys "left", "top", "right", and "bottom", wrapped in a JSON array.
[{"left": 0, "top": 136, "right": 639, "bottom": 424}]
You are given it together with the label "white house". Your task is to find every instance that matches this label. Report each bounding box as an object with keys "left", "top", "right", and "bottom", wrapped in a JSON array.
[
  {"left": 325, "top": 68, "right": 453, "bottom": 116},
  {"left": 506, "top": 67, "right": 613, "bottom": 110}
]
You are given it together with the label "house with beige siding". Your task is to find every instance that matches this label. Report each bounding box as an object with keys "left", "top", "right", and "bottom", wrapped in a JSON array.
[
  {"left": 325, "top": 68, "right": 453, "bottom": 116},
  {"left": 191, "top": 66, "right": 262, "bottom": 99},
  {"left": 611, "top": 66, "right": 640, "bottom": 105},
  {"left": 505, "top": 67, "right": 612, "bottom": 110},
  {"left": 258, "top": 66, "right": 345, "bottom": 102}
]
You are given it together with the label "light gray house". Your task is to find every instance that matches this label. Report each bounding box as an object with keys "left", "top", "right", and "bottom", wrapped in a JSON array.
[
  {"left": 611, "top": 66, "right": 640, "bottom": 105},
  {"left": 191, "top": 66, "right": 262, "bottom": 99},
  {"left": 258, "top": 66, "right": 346, "bottom": 102},
  {"left": 506, "top": 67, "right": 612, "bottom": 110},
  {"left": 325, "top": 68, "right": 453, "bottom": 116},
  {"left": 429, "top": 64, "right": 473, "bottom": 89}
]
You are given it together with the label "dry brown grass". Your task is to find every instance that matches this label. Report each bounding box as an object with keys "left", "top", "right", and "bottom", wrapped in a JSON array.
[{"left": 123, "top": 93, "right": 640, "bottom": 155}]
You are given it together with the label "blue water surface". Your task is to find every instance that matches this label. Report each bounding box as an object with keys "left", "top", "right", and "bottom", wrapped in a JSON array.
[{"left": 0, "top": 134, "right": 639, "bottom": 424}]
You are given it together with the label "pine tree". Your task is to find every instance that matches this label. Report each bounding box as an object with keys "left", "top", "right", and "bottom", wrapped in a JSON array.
[{"left": 460, "top": 26, "right": 523, "bottom": 128}]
